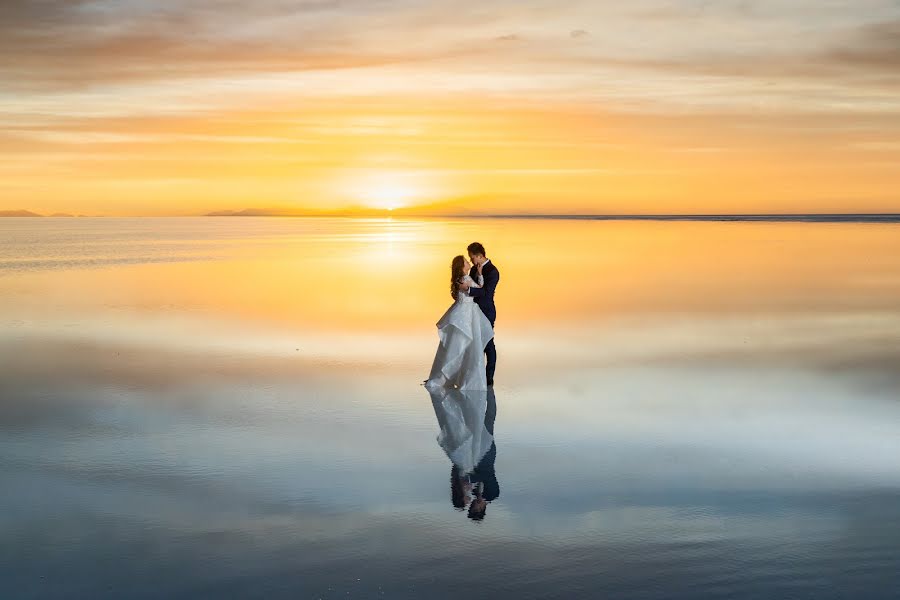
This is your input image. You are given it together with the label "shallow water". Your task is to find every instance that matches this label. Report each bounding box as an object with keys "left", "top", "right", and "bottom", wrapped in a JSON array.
[{"left": 1, "top": 217, "right": 899, "bottom": 599}]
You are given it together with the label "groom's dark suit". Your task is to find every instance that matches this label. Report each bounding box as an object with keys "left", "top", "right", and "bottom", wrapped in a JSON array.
[{"left": 468, "top": 261, "right": 499, "bottom": 382}]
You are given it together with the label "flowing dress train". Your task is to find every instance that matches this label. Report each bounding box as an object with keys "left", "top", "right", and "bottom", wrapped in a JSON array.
[{"left": 426, "top": 275, "right": 494, "bottom": 391}]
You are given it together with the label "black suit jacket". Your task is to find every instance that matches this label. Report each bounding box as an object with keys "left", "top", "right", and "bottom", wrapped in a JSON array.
[{"left": 468, "top": 261, "right": 499, "bottom": 325}]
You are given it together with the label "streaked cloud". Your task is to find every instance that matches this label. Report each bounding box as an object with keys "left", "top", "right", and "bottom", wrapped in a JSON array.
[{"left": 3, "top": 1, "right": 897, "bottom": 105}]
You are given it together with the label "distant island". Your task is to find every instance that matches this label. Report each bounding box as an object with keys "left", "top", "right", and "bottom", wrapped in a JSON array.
[
  {"left": 206, "top": 208, "right": 323, "bottom": 217},
  {"left": 0, "top": 210, "right": 91, "bottom": 217},
  {"left": 0, "top": 209, "right": 43, "bottom": 217}
]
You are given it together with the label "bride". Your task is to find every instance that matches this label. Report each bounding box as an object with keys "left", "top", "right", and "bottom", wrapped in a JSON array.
[{"left": 425, "top": 255, "right": 494, "bottom": 391}]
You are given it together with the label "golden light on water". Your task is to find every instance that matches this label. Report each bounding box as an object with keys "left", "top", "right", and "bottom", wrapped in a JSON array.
[{"left": 6, "top": 218, "right": 900, "bottom": 340}]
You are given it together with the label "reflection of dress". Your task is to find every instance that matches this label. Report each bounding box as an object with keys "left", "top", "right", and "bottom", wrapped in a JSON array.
[
  {"left": 427, "top": 386, "right": 493, "bottom": 474},
  {"left": 426, "top": 274, "right": 494, "bottom": 391}
]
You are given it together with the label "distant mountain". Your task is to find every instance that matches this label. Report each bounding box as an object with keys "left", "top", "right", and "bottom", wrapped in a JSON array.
[
  {"left": 0, "top": 210, "right": 99, "bottom": 217},
  {"left": 206, "top": 208, "right": 303, "bottom": 217},
  {"left": 0, "top": 210, "right": 43, "bottom": 217}
]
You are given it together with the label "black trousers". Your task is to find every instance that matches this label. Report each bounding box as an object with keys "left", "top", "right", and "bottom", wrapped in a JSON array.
[{"left": 485, "top": 320, "right": 496, "bottom": 380}]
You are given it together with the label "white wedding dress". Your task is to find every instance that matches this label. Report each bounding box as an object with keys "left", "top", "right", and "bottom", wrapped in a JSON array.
[
  {"left": 426, "top": 274, "right": 494, "bottom": 391},
  {"left": 426, "top": 386, "right": 493, "bottom": 473}
]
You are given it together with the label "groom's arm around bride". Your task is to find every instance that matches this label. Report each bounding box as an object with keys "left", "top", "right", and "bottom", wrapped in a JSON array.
[
  {"left": 465, "top": 263, "right": 498, "bottom": 324},
  {"left": 463, "top": 242, "right": 499, "bottom": 385},
  {"left": 466, "top": 266, "right": 498, "bottom": 308}
]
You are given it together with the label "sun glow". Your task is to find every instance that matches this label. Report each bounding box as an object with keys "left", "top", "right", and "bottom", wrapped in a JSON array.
[{"left": 354, "top": 172, "right": 423, "bottom": 210}]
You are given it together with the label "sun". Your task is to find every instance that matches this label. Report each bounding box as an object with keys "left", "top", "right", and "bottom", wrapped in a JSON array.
[
  {"left": 356, "top": 172, "right": 421, "bottom": 211},
  {"left": 367, "top": 184, "right": 411, "bottom": 210}
]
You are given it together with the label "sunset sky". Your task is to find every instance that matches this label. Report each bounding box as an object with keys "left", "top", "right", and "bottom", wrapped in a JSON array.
[{"left": 2, "top": 0, "right": 898, "bottom": 216}]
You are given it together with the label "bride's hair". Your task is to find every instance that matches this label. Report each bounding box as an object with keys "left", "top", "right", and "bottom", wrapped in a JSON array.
[{"left": 450, "top": 255, "right": 466, "bottom": 299}]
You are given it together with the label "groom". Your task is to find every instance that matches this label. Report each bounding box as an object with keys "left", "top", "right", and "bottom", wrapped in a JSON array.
[{"left": 461, "top": 242, "right": 499, "bottom": 386}]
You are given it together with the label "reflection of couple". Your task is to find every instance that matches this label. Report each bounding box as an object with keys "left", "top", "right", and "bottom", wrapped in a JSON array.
[
  {"left": 427, "top": 386, "right": 499, "bottom": 521},
  {"left": 426, "top": 242, "right": 499, "bottom": 390}
]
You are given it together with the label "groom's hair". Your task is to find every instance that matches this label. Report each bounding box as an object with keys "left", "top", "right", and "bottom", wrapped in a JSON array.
[{"left": 467, "top": 242, "right": 486, "bottom": 257}]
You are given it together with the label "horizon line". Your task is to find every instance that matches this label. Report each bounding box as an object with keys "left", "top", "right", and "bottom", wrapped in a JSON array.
[{"left": 3, "top": 210, "right": 900, "bottom": 222}]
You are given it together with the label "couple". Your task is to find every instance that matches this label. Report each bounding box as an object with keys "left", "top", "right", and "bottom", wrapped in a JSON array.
[{"left": 425, "top": 242, "right": 499, "bottom": 391}]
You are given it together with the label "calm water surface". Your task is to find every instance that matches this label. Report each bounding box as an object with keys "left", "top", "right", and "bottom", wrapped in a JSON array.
[{"left": 1, "top": 217, "right": 899, "bottom": 599}]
